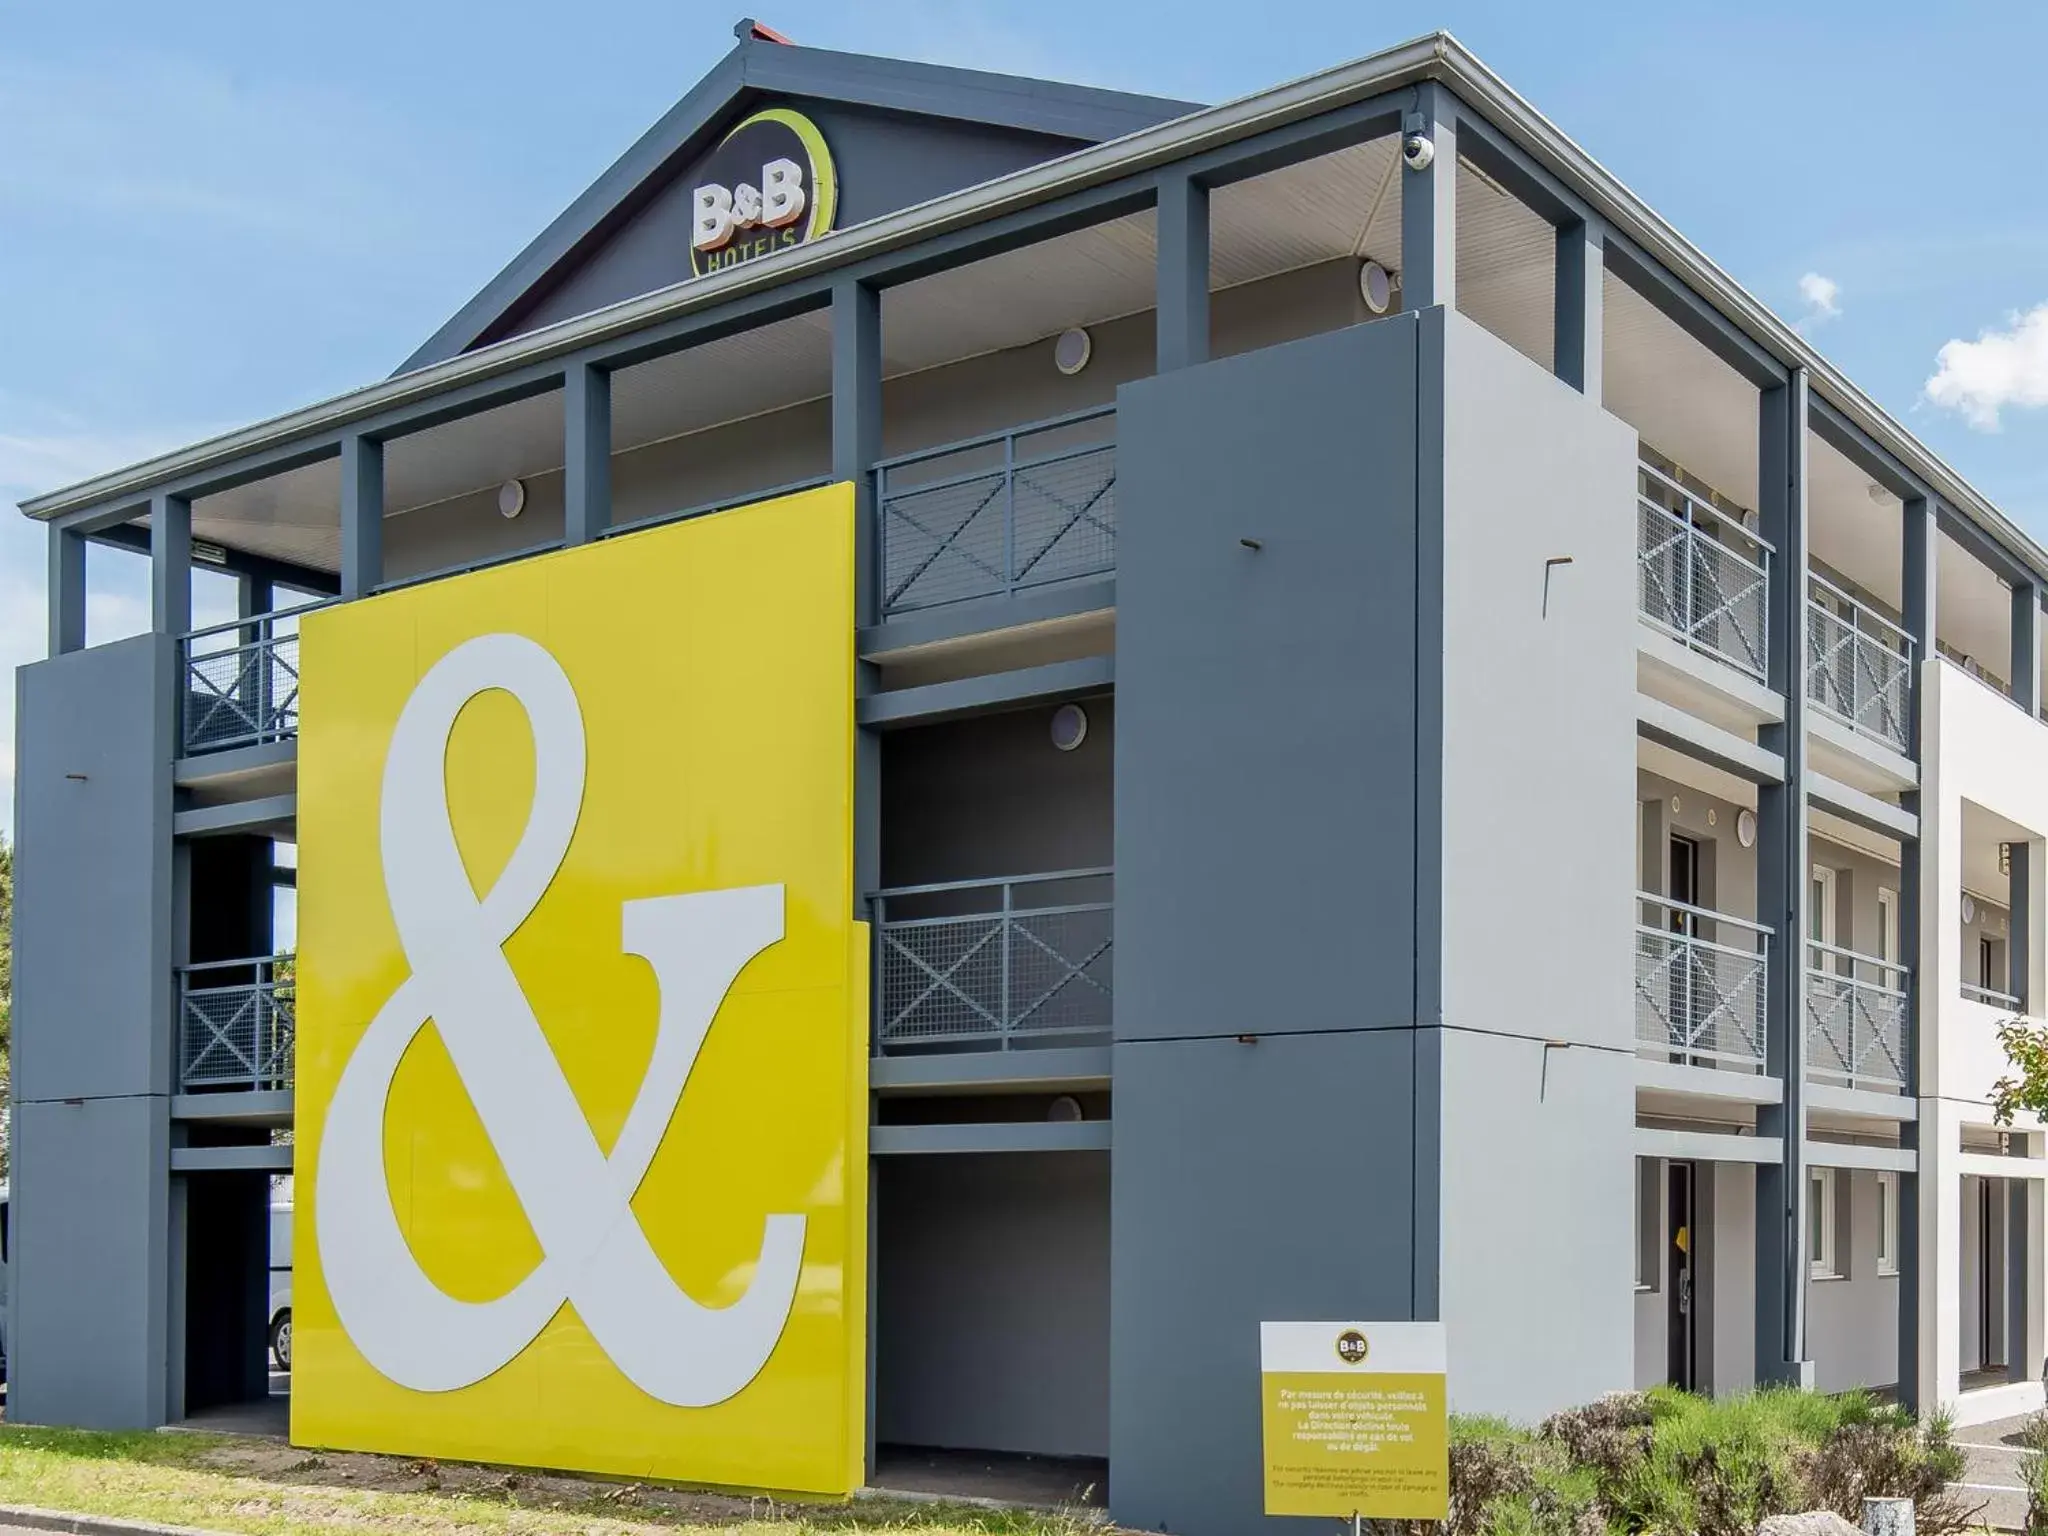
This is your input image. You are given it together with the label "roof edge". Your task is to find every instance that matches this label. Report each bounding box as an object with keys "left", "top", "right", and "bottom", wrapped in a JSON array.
[{"left": 23, "top": 29, "right": 2043, "bottom": 593}]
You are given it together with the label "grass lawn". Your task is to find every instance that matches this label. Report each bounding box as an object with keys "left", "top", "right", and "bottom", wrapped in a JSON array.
[{"left": 0, "top": 1427, "right": 1101, "bottom": 1536}]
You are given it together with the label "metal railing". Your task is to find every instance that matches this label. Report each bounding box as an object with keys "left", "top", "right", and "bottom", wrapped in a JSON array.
[
  {"left": 1807, "top": 572, "right": 1913, "bottom": 753},
  {"left": 1804, "top": 940, "right": 1909, "bottom": 1091},
  {"left": 873, "top": 869, "right": 1111, "bottom": 1050},
  {"left": 1636, "top": 462, "right": 1771, "bottom": 680},
  {"left": 1963, "top": 981, "right": 2023, "bottom": 1010},
  {"left": 181, "top": 603, "right": 325, "bottom": 755},
  {"left": 179, "top": 955, "right": 295, "bottom": 1092},
  {"left": 878, "top": 406, "right": 1116, "bottom": 615},
  {"left": 1635, "top": 892, "right": 1770, "bottom": 1070}
]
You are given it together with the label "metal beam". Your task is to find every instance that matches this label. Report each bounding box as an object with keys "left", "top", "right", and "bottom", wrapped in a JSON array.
[
  {"left": 1604, "top": 230, "right": 1786, "bottom": 389},
  {"left": 48, "top": 524, "right": 85, "bottom": 655},
  {"left": 871, "top": 1121, "right": 1111, "bottom": 1156},
  {"left": 171, "top": 1090, "right": 294, "bottom": 1125},
  {"left": 563, "top": 361, "right": 612, "bottom": 545},
  {"left": 1156, "top": 172, "right": 1210, "bottom": 372},
  {"left": 1801, "top": 1141, "right": 1916, "bottom": 1173},
  {"left": 858, "top": 576, "right": 1115, "bottom": 660},
  {"left": 151, "top": 492, "right": 191, "bottom": 636},
  {"left": 1755, "top": 368, "right": 1812, "bottom": 1386},
  {"left": 170, "top": 1144, "right": 293, "bottom": 1173},
  {"left": 858, "top": 656, "right": 1113, "bottom": 729},
  {"left": 1635, "top": 1128, "right": 1782, "bottom": 1165},
  {"left": 1810, "top": 395, "right": 1930, "bottom": 505},
  {"left": 1400, "top": 83, "right": 1456, "bottom": 310},
  {"left": 1939, "top": 500, "right": 2036, "bottom": 591},
  {"left": 339, "top": 433, "right": 383, "bottom": 600},
  {"left": 2014, "top": 581, "right": 2041, "bottom": 716},
  {"left": 1808, "top": 772, "right": 1918, "bottom": 841},
  {"left": 1896, "top": 489, "right": 1934, "bottom": 1411},
  {"left": 173, "top": 794, "right": 297, "bottom": 839},
  {"left": 871, "top": 1047, "right": 1112, "bottom": 1094},
  {"left": 833, "top": 279, "right": 882, "bottom": 627},
  {"left": 1635, "top": 694, "right": 1786, "bottom": 783},
  {"left": 1555, "top": 217, "right": 1603, "bottom": 397}
]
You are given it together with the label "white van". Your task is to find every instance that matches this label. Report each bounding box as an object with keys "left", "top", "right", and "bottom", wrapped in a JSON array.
[{"left": 269, "top": 1199, "right": 292, "bottom": 1371}]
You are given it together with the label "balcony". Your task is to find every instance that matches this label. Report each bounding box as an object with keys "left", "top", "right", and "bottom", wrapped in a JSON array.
[
  {"left": 181, "top": 607, "right": 316, "bottom": 756},
  {"left": 878, "top": 407, "right": 1116, "bottom": 616},
  {"left": 1634, "top": 893, "right": 1770, "bottom": 1071},
  {"left": 1807, "top": 574, "right": 1913, "bottom": 754},
  {"left": 1963, "top": 981, "right": 2022, "bottom": 1011},
  {"left": 179, "top": 955, "right": 295, "bottom": 1092},
  {"left": 1636, "top": 462, "right": 1771, "bottom": 682},
  {"left": 1805, "top": 941, "right": 1909, "bottom": 1092},
  {"left": 873, "top": 869, "right": 1112, "bottom": 1053}
]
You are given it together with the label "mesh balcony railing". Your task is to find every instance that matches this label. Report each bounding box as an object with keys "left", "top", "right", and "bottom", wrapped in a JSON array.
[
  {"left": 179, "top": 955, "right": 295, "bottom": 1092},
  {"left": 1636, "top": 462, "right": 1771, "bottom": 681},
  {"left": 873, "top": 869, "right": 1111, "bottom": 1051},
  {"left": 1805, "top": 940, "right": 1908, "bottom": 1092},
  {"left": 182, "top": 605, "right": 323, "bottom": 755},
  {"left": 1807, "top": 573, "right": 1913, "bottom": 753},
  {"left": 878, "top": 407, "right": 1116, "bottom": 615},
  {"left": 1635, "top": 892, "right": 1770, "bottom": 1071}
]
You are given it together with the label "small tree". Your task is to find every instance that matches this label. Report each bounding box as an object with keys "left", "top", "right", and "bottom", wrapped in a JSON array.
[{"left": 1989, "top": 1016, "right": 2048, "bottom": 1126}]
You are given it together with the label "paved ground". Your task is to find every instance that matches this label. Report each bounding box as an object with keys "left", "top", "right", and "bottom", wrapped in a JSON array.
[{"left": 1951, "top": 1413, "right": 2037, "bottom": 1531}]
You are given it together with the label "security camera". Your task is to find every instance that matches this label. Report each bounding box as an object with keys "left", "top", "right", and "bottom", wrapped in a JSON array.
[{"left": 1402, "top": 133, "right": 1436, "bottom": 172}]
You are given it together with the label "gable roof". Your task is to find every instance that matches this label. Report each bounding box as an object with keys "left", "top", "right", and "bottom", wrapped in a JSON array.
[{"left": 398, "top": 28, "right": 1202, "bottom": 373}]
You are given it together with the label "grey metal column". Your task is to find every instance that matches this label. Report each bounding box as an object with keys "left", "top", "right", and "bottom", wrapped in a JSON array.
[
  {"left": 1155, "top": 172, "right": 1209, "bottom": 373},
  {"left": 1755, "top": 368, "right": 1813, "bottom": 1387},
  {"left": 832, "top": 273, "right": 883, "bottom": 1484},
  {"left": 1554, "top": 217, "right": 1603, "bottom": 398},
  {"left": 48, "top": 524, "right": 85, "bottom": 656},
  {"left": 564, "top": 362, "right": 612, "bottom": 545},
  {"left": 1399, "top": 84, "right": 1456, "bottom": 311},
  {"left": 339, "top": 432, "right": 384, "bottom": 599},
  {"left": 2013, "top": 580, "right": 2041, "bottom": 716},
  {"left": 151, "top": 493, "right": 191, "bottom": 637},
  {"left": 1896, "top": 491, "right": 1937, "bottom": 1408},
  {"left": 2013, "top": 842, "right": 2032, "bottom": 1015},
  {"left": 2011, "top": 1167, "right": 2031, "bottom": 1382}
]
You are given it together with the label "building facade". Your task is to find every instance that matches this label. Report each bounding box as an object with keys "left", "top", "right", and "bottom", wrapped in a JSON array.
[{"left": 10, "top": 23, "right": 2048, "bottom": 1534}]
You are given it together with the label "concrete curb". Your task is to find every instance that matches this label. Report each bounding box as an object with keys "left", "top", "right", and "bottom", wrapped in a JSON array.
[{"left": 0, "top": 1505, "right": 234, "bottom": 1536}]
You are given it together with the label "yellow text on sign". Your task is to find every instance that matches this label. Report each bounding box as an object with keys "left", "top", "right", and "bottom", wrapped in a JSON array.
[
  {"left": 1260, "top": 1322, "right": 1449, "bottom": 1520},
  {"left": 291, "top": 485, "right": 865, "bottom": 1496}
]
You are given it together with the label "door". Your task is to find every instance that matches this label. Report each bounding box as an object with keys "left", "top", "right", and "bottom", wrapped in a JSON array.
[
  {"left": 1667, "top": 1162, "right": 1696, "bottom": 1390},
  {"left": 1982, "top": 1178, "right": 2006, "bottom": 1371},
  {"left": 1669, "top": 837, "right": 1701, "bottom": 1057}
]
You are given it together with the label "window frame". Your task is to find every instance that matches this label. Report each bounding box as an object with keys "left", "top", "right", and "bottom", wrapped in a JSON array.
[
  {"left": 1877, "top": 1170, "right": 1900, "bottom": 1277},
  {"left": 1809, "top": 1166, "right": 1841, "bottom": 1280}
]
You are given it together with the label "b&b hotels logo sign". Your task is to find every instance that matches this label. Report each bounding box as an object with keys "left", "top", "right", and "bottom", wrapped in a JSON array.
[
  {"left": 691, "top": 108, "right": 839, "bottom": 276},
  {"left": 292, "top": 487, "right": 866, "bottom": 1496}
]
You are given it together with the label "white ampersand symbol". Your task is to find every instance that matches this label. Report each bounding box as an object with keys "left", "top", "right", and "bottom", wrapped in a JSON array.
[{"left": 315, "top": 633, "right": 804, "bottom": 1406}]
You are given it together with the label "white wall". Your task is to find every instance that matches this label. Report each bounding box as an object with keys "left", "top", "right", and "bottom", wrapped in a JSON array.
[{"left": 1806, "top": 1169, "right": 1900, "bottom": 1392}]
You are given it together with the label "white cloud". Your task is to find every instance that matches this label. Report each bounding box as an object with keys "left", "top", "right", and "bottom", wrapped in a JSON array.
[
  {"left": 1925, "top": 302, "right": 2048, "bottom": 431},
  {"left": 1796, "top": 271, "right": 1841, "bottom": 329}
]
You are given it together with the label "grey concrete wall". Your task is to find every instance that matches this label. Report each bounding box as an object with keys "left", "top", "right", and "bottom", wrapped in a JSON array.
[
  {"left": 12, "top": 636, "right": 175, "bottom": 1101},
  {"left": 1706, "top": 1161, "right": 1758, "bottom": 1395},
  {"left": 880, "top": 702, "right": 1112, "bottom": 889},
  {"left": 1635, "top": 1158, "right": 1668, "bottom": 1390},
  {"left": 875, "top": 1152, "right": 1108, "bottom": 1457},
  {"left": 1806, "top": 1168, "right": 1900, "bottom": 1392},
  {"left": 1638, "top": 769, "right": 1760, "bottom": 925},
  {"left": 1434, "top": 310, "right": 1639, "bottom": 1419},
  {"left": 1112, "top": 317, "right": 1419, "bottom": 1045},
  {"left": 10, "top": 637, "right": 177, "bottom": 1428},
  {"left": 1111, "top": 1031, "right": 1419, "bottom": 1535},
  {"left": 1109, "top": 318, "right": 1425, "bottom": 1535},
  {"left": 505, "top": 100, "right": 1091, "bottom": 342}
]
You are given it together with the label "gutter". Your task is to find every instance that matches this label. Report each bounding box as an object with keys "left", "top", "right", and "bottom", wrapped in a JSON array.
[{"left": 21, "top": 31, "right": 2044, "bottom": 591}]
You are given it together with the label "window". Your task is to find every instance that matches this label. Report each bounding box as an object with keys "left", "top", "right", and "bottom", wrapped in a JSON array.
[
  {"left": 1810, "top": 865, "right": 1838, "bottom": 949},
  {"left": 1877, "top": 1171, "right": 1900, "bottom": 1277},
  {"left": 1877, "top": 888, "right": 1899, "bottom": 966},
  {"left": 1809, "top": 1167, "right": 1841, "bottom": 1279}
]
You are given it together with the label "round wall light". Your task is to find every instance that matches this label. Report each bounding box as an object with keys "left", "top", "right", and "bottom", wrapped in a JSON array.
[
  {"left": 497, "top": 479, "right": 527, "bottom": 519},
  {"left": 1962, "top": 893, "right": 1978, "bottom": 924},
  {"left": 1359, "top": 259, "right": 1395, "bottom": 315},
  {"left": 1047, "top": 1095, "right": 1085, "bottom": 1123},
  {"left": 1054, "top": 326, "right": 1093, "bottom": 376},
  {"left": 1736, "top": 808, "right": 1757, "bottom": 848},
  {"left": 1050, "top": 702, "right": 1089, "bottom": 752}
]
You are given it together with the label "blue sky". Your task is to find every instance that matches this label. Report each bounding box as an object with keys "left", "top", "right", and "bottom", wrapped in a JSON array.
[{"left": 4, "top": 0, "right": 2047, "bottom": 830}]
